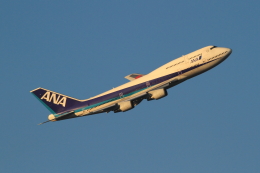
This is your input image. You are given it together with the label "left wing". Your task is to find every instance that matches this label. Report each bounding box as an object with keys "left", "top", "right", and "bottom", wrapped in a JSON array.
[
  {"left": 82, "top": 78, "right": 179, "bottom": 115},
  {"left": 36, "top": 77, "right": 178, "bottom": 124},
  {"left": 86, "top": 92, "right": 148, "bottom": 114}
]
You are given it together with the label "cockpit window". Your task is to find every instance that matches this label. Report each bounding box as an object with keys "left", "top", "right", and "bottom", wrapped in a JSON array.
[{"left": 210, "top": 46, "right": 217, "bottom": 50}]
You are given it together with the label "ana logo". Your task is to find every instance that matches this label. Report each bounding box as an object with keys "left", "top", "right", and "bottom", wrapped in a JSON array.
[
  {"left": 41, "top": 91, "right": 67, "bottom": 107},
  {"left": 190, "top": 55, "right": 202, "bottom": 63}
]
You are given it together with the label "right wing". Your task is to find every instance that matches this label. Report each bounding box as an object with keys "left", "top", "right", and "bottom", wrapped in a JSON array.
[{"left": 124, "top": 73, "right": 146, "bottom": 81}]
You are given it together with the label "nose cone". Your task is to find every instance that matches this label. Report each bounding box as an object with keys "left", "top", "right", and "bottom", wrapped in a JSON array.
[
  {"left": 226, "top": 48, "right": 232, "bottom": 56},
  {"left": 218, "top": 47, "right": 232, "bottom": 58},
  {"left": 222, "top": 47, "right": 232, "bottom": 62}
]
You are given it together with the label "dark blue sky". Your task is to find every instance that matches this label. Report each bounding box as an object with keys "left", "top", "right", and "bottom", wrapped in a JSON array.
[{"left": 1, "top": 1, "right": 260, "bottom": 172}]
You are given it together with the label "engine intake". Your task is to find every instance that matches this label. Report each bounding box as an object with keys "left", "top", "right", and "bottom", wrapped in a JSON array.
[
  {"left": 114, "top": 101, "right": 134, "bottom": 113},
  {"left": 147, "top": 88, "right": 168, "bottom": 101}
]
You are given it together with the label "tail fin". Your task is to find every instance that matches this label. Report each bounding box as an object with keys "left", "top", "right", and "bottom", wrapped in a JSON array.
[{"left": 30, "top": 88, "right": 81, "bottom": 114}]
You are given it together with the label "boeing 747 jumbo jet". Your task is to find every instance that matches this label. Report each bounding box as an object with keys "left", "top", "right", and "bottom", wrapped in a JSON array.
[{"left": 31, "top": 45, "right": 232, "bottom": 124}]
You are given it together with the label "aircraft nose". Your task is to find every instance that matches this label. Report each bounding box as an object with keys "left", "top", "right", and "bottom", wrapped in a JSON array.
[
  {"left": 226, "top": 48, "right": 232, "bottom": 55},
  {"left": 221, "top": 47, "right": 232, "bottom": 60},
  {"left": 219, "top": 47, "right": 232, "bottom": 57}
]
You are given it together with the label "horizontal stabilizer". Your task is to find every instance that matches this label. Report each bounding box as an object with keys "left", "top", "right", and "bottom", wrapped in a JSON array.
[
  {"left": 124, "top": 73, "right": 146, "bottom": 81},
  {"left": 38, "top": 112, "right": 75, "bottom": 125},
  {"left": 38, "top": 120, "right": 51, "bottom": 125}
]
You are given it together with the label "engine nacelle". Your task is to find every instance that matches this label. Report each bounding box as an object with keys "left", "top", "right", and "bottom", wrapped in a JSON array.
[
  {"left": 147, "top": 88, "right": 168, "bottom": 100},
  {"left": 114, "top": 101, "right": 134, "bottom": 113}
]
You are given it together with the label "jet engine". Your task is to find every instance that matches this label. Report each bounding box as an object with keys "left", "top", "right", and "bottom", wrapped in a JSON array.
[
  {"left": 114, "top": 101, "right": 134, "bottom": 113},
  {"left": 147, "top": 88, "right": 168, "bottom": 101}
]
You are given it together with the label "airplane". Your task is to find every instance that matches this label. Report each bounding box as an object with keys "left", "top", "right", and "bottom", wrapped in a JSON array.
[{"left": 31, "top": 45, "right": 232, "bottom": 125}]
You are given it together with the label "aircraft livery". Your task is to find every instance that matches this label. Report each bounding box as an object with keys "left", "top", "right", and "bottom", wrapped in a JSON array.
[{"left": 31, "top": 45, "right": 232, "bottom": 124}]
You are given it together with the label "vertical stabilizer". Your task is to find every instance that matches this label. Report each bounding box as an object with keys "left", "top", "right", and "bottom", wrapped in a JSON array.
[{"left": 30, "top": 88, "right": 81, "bottom": 114}]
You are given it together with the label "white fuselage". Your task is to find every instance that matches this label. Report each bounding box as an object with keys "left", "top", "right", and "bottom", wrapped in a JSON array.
[
  {"left": 31, "top": 45, "right": 232, "bottom": 123},
  {"left": 90, "top": 46, "right": 232, "bottom": 99}
]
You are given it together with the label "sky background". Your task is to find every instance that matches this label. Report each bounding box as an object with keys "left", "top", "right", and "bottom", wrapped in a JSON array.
[{"left": 1, "top": 1, "right": 260, "bottom": 172}]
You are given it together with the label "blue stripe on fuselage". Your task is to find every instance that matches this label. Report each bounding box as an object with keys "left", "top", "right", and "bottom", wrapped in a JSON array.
[{"left": 56, "top": 58, "right": 220, "bottom": 115}]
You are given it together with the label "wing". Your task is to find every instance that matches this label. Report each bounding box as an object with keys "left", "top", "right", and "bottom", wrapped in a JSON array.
[
  {"left": 84, "top": 78, "right": 179, "bottom": 115},
  {"left": 124, "top": 73, "right": 146, "bottom": 81},
  {"left": 37, "top": 77, "right": 179, "bottom": 124}
]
